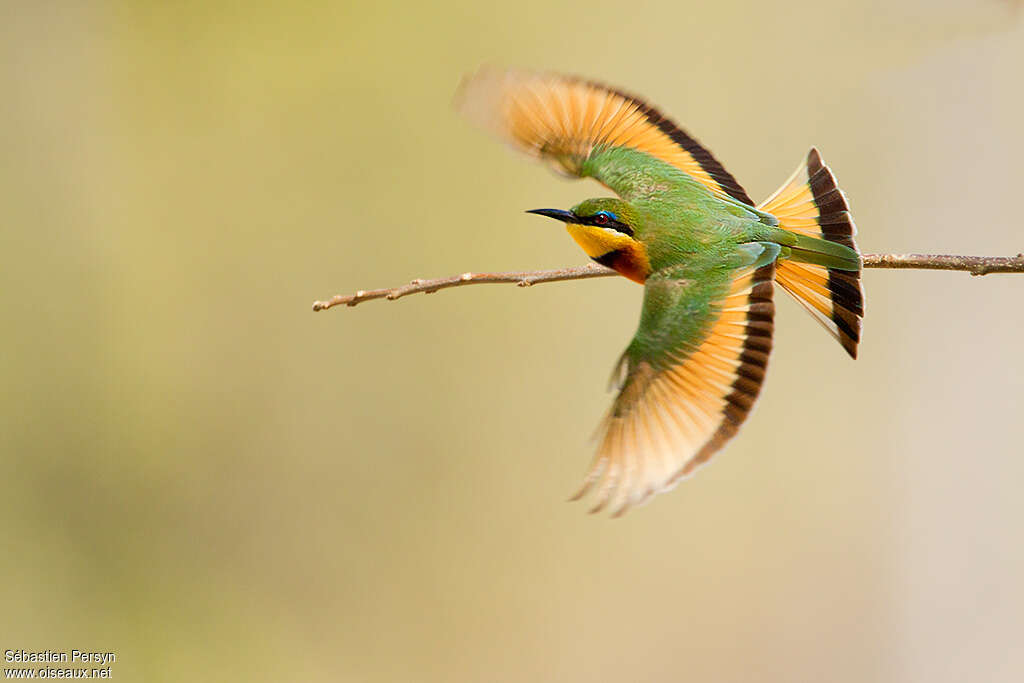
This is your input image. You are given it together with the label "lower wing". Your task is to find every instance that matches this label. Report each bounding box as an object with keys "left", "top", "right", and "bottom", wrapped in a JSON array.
[{"left": 574, "top": 242, "right": 780, "bottom": 516}]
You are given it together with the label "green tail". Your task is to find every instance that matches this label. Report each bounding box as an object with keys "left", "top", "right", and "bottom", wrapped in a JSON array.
[{"left": 778, "top": 232, "right": 861, "bottom": 271}]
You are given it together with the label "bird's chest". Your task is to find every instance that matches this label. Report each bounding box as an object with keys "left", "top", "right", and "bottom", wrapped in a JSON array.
[
  {"left": 590, "top": 247, "right": 651, "bottom": 284},
  {"left": 565, "top": 224, "right": 652, "bottom": 284}
]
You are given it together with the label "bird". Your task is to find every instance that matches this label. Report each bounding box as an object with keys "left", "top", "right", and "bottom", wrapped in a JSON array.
[{"left": 455, "top": 68, "right": 863, "bottom": 516}]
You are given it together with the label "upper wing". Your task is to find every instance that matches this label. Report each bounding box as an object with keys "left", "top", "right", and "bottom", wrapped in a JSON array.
[
  {"left": 455, "top": 67, "right": 754, "bottom": 205},
  {"left": 575, "top": 243, "right": 780, "bottom": 516}
]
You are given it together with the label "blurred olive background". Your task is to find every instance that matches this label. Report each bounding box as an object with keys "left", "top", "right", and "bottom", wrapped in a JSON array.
[{"left": 2, "top": 1, "right": 1023, "bottom": 681}]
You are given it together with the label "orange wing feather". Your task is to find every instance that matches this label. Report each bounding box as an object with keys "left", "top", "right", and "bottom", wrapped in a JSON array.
[
  {"left": 574, "top": 253, "right": 777, "bottom": 516},
  {"left": 456, "top": 67, "right": 755, "bottom": 205}
]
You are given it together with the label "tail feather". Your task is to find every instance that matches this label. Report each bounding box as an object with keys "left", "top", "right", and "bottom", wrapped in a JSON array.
[{"left": 759, "top": 148, "right": 864, "bottom": 359}]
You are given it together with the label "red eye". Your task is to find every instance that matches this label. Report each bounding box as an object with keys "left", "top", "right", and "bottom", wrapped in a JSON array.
[{"left": 593, "top": 213, "right": 609, "bottom": 225}]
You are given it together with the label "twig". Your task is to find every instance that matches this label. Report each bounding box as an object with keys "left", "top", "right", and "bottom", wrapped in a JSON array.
[
  {"left": 861, "top": 253, "right": 1024, "bottom": 275},
  {"left": 312, "top": 264, "right": 613, "bottom": 311},
  {"left": 312, "top": 252, "right": 1024, "bottom": 312}
]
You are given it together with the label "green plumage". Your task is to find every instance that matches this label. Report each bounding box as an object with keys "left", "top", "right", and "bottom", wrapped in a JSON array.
[
  {"left": 576, "top": 145, "right": 854, "bottom": 363},
  {"left": 455, "top": 66, "right": 865, "bottom": 512},
  {"left": 584, "top": 145, "right": 855, "bottom": 266},
  {"left": 623, "top": 242, "right": 779, "bottom": 372}
]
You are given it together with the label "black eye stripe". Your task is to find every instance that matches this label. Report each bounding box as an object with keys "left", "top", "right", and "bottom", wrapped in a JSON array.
[{"left": 581, "top": 214, "right": 633, "bottom": 237}]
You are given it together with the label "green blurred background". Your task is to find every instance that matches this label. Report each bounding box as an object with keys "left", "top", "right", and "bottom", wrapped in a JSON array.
[{"left": 2, "top": 1, "right": 1023, "bottom": 681}]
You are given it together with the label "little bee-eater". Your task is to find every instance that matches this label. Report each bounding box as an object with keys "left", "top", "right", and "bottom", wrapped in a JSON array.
[{"left": 456, "top": 68, "right": 863, "bottom": 516}]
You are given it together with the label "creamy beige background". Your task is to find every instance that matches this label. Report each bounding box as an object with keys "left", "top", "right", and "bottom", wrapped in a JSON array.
[{"left": 2, "top": 1, "right": 1022, "bottom": 681}]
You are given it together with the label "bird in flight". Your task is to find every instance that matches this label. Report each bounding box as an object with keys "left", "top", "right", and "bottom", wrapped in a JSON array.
[{"left": 455, "top": 68, "right": 863, "bottom": 516}]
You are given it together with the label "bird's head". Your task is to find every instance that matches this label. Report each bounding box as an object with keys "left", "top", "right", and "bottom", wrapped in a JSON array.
[{"left": 527, "top": 198, "right": 650, "bottom": 282}]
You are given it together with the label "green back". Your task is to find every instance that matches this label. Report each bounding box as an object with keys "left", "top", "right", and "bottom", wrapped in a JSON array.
[{"left": 581, "top": 146, "right": 780, "bottom": 272}]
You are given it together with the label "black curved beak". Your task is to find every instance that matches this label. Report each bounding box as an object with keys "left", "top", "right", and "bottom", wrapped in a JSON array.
[{"left": 526, "top": 208, "right": 580, "bottom": 224}]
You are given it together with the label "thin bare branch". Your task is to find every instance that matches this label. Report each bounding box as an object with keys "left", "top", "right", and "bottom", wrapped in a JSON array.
[
  {"left": 312, "top": 252, "right": 1024, "bottom": 312},
  {"left": 862, "top": 252, "right": 1024, "bottom": 275}
]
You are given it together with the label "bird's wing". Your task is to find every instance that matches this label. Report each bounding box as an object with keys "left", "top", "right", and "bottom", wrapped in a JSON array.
[
  {"left": 455, "top": 67, "right": 754, "bottom": 205},
  {"left": 577, "top": 242, "right": 779, "bottom": 516}
]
